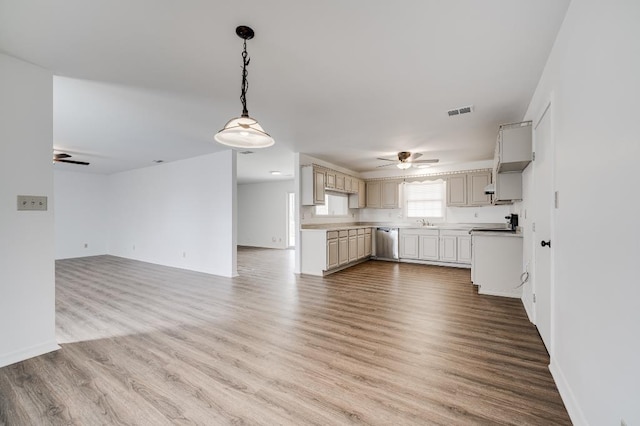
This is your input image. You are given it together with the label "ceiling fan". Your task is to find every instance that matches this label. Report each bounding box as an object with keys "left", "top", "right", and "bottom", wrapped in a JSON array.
[
  {"left": 53, "top": 152, "right": 90, "bottom": 166},
  {"left": 377, "top": 151, "right": 439, "bottom": 169}
]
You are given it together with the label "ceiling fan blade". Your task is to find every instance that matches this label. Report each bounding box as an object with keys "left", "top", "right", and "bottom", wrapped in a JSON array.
[
  {"left": 376, "top": 157, "right": 396, "bottom": 162},
  {"left": 412, "top": 159, "right": 439, "bottom": 164},
  {"left": 55, "top": 159, "right": 90, "bottom": 166},
  {"left": 410, "top": 153, "right": 423, "bottom": 160},
  {"left": 376, "top": 163, "right": 396, "bottom": 168}
]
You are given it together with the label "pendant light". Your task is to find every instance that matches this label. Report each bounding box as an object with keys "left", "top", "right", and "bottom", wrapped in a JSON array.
[{"left": 214, "top": 26, "right": 274, "bottom": 149}]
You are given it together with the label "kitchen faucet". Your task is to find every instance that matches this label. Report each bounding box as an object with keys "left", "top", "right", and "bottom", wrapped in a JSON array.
[{"left": 417, "top": 218, "right": 429, "bottom": 226}]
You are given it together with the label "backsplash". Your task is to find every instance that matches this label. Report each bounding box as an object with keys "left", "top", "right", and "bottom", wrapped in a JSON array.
[{"left": 358, "top": 204, "right": 512, "bottom": 226}]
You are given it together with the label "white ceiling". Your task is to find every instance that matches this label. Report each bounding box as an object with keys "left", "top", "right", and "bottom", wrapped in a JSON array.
[{"left": 0, "top": 0, "right": 570, "bottom": 183}]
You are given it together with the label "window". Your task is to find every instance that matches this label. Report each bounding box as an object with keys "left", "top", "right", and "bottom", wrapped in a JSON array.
[
  {"left": 315, "top": 193, "right": 349, "bottom": 216},
  {"left": 404, "top": 180, "right": 445, "bottom": 218}
]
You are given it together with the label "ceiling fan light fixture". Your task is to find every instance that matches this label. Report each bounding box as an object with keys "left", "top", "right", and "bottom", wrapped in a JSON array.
[
  {"left": 397, "top": 162, "right": 412, "bottom": 170},
  {"left": 215, "top": 26, "right": 274, "bottom": 149}
]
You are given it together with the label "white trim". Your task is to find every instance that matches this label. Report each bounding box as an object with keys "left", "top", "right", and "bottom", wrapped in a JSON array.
[
  {"left": 478, "top": 288, "right": 522, "bottom": 298},
  {"left": 532, "top": 93, "right": 556, "bottom": 358},
  {"left": 0, "top": 341, "right": 60, "bottom": 368},
  {"left": 521, "top": 293, "right": 534, "bottom": 322},
  {"left": 549, "top": 361, "right": 588, "bottom": 426}
]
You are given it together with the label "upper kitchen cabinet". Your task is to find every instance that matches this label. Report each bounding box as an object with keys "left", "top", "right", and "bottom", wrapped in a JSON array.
[
  {"left": 446, "top": 171, "right": 492, "bottom": 207},
  {"left": 496, "top": 121, "right": 532, "bottom": 172},
  {"left": 348, "top": 178, "right": 367, "bottom": 209},
  {"left": 301, "top": 165, "right": 325, "bottom": 205},
  {"left": 366, "top": 180, "right": 400, "bottom": 209}
]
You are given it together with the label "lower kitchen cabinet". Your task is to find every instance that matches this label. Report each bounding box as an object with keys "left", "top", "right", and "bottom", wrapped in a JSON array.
[
  {"left": 301, "top": 228, "right": 373, "bottom": 276},
  {"left": 364, "top": 229, "right": 372, "bottom": 256},
  {"left": 348, "top": 230, "right": 358, "bottom": 263},
  {"left": 338, "top": 232, "right": 349, "bottom": 265},
  {"left": 419, "top": 234, "right": 439, "bottom": 260},
  {"left": 399, "top": 228, "right": 471, "bottom": 267},
  {"left": 327, "top": 238, "right": 339, "bottom": 269}
]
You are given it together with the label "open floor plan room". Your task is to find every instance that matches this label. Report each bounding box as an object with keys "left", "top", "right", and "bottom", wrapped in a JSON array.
[{"left": 0, "top": 248, "right": 569, "bottom": 425}]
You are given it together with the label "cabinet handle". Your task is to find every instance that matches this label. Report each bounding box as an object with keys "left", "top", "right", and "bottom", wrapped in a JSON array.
[{"left": 540, "top": 240, "right": 551, "bottom": 248}]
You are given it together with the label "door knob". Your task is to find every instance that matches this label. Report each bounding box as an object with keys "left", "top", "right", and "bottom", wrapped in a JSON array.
[{"left": 541, "top": 240, "right": 551, "bottom": 248}]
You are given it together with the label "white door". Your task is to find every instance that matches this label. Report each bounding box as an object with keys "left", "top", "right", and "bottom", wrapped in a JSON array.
[{"left": 533, "top": 103, "right": 553, "bottom": 353}]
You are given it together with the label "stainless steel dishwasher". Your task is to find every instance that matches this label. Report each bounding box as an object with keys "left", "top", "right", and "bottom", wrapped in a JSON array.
[{"left": 374, "top": 227, "right": 399, "bottom": 261}]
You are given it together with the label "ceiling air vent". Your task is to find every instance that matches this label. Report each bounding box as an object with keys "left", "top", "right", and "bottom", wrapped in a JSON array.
[
  {"left": 447, "top": 105, "right": 474, "bottom": 117},
  {"left": 239, "top": 150, "right": 254, "bottom": 155}
]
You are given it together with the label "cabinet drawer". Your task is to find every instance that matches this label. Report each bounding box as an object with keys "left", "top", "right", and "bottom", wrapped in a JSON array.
[
  {"left": 364, "top": 228, "right": 372, "bottom": 234},
  {"left": 327, "top": 231, "right": 339, "bottom": 240},
  {"left": 339, "top": 230, "right": 349, "bottom": 238},
  {"left": 348, "top": 229, "right": 358, "bottom": 236}
]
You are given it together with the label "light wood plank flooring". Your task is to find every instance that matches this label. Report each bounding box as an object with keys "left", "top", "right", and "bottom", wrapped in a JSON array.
[{"left": 0, "top": 248, "right": 570, "bottom": 425}]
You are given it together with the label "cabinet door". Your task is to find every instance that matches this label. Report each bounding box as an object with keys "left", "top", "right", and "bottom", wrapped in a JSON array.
[
  {"left": 357, "top": 234, "right": 365, "bottom": 258},
  {"left": 336, "top": 174, "right": 345, "bottom": 190},
  {"left": 338, "top": 237, "right": 349, "bottom": 265},
  {"left": 327, "top": 239, "right": 339, "bottom": 269},
  {"left": 326, "top": 172, "right": 336, "bottom": 189},
  {"left": 467, "top": 172, "right": 491, "bottom": 206},
  {"left": 348, "top": 236, "right": 358, "bottom": 262},
  {"left": 381, "top": 181, "right": 399, "bottom": 208},
  {"left": 399, "top": 234, "right": 419, "bottom": 259},
  {"left": 439, "top": 235, "right": 458, "bottom": 262},
  {"left": 419, "top": 235, "right": 439, "bottom": 260},
  {"left": 314, "top": 170, "right": 325, "bottom": 204},
  {"left": 457, "top": 236, "right": 472, "bottom": 264},
  {"left": 345, "top": 176, "right": 353, "bottom": 193},
  {"left": 358, "top": 180, "right": 366, "bottom": 208},
  {"left": 364, "top": 233, "right": 372, "bottom": 256},
  {"left": 366, "top": 182, "right": 381, "bottom": 208},
  {"left": 446, "top": 174, "right": 467, "bottom": 206}
]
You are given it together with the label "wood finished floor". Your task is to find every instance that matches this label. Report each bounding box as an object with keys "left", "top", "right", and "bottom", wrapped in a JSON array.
[{"left": 0, "top": 248, "right": 570, "bottom": 425}]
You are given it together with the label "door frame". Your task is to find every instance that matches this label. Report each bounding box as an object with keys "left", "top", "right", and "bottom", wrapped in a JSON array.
[{"left": 532, "top": 94, "right": 557, "bottom": 357}]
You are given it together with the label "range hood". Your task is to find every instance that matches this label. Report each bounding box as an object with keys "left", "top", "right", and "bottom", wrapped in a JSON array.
[{"left": 484, "top": 183, "right": 495, "bottom": 194}]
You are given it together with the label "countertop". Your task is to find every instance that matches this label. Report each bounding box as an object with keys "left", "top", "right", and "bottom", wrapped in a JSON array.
[{"left": 301, "top": 222, "right": 515, "bottom": 232}]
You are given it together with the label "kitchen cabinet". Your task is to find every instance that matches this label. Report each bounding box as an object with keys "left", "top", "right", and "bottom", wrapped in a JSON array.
[
  {"left": 399, "top": 233, "right": 419, "bottom": 258},
  {"left": 493, "top": 172, "right": 522, "bottom": 203},
  {"left": 326, "top": 172, "right": 336, "bottom": 189},
  {"left": 457, "top": 235, "right": 472, "bottom": 264},
  {"left": 336, "top": 174, "right": 345, "bottom": 191},
  {"left": 327, "top": 237, "right": 339, "bottom": 269},
  {"left": 446, "top": 171, "right": 492, "bottom": 207},
  {"left": 419, "top": 234, "right": 439, "bottom": 260},
  {"left": 399, "top": 228, "right": 470, "bottom": 266},
  {"left": 357, "top": 229, "right": 365, "bottom": 258},
  {"left": 366, "top": 180, "right": 400, "bottom": 209},
  {"left": 472, "top": 233, "right": 523, "bottom": 298},
  {"left": 345, "top": 176, "right": 353, "bottom": 193},
  {"left": 348, "top": 230, "right": 358, "bottom": 262},
  {"left": 301, "top": 166, "right": 325, "bottom": 205},
  {"left": 364, "top": 229, "right": 372, "bottom": 256},
  {"left": 349, "top": 179, "right": 367, "bottom": 208},
  {"left": 496, "top": 121, "right": 532, "bottom": 172},
  {"left": 301, "top": 227, "right": 373, "bottom": 276},
  {"left": 338, "top": 231, "right": 349, "bottom": 265}
]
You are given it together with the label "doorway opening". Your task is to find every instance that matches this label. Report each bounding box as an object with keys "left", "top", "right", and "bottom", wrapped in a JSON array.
[{"left": 287, "top": 192, "right": 296, "bottom": 248}]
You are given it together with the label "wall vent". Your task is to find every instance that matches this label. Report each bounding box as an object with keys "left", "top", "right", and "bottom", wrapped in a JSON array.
[{"left": 447, "top": 105, "right": 474, "bottom": 117}]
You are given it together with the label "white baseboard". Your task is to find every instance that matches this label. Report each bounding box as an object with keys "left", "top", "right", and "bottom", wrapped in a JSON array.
[
  {"left": 549, "top": 361, "right": 588, "bottom": 426},
  {"left": 0, "top": 340, "right": 60, "bottom": 368},
  {"left": 522, "top": 294, "right": 534, "bottom": 322},
  {"left": 478, "top": 287, "right": 522, "bottom": 298}
]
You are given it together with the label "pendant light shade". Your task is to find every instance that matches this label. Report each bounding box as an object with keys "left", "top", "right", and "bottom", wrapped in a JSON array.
[
  {"left": 215, "top": 26, "right": 274, "bottom": 149},
  {"left": 214, "top": 116, "right": 274, "bottom": 148}
]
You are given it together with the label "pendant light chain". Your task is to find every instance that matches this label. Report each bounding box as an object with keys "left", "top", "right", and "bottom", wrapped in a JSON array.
[{"left": 240, "top": 39, "right": 250, "bottom": 117}]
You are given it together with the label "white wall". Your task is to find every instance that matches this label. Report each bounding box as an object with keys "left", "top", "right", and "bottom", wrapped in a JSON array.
[
  {"left": 522, "top": 1, "right": 640, "bottom": 424},
  {"left": 0, "top": 53, "right": 59, "bottom": 367},
  {"left": 108, "top": 150, "right": 237, "bottom": 277},
  {"left": 238, "top": 180, "right": 294, "bottom": 249},
  {"left": 54, "top": 170, "right": 109, "bottom": 259}
]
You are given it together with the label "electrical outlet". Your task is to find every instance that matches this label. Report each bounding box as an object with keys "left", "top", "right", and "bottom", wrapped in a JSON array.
[
  {"left": 17, "top": 195, "right": 48, "bottom": 211},
  {"left": 474, "top": 212, "right": 478, "bottom": 218},
  {"left": 272, "top": 237, "right": 276, "bottom": 242},
  {"left": 84, "top": 243, "right": 88, "bottom": 248},
  {"left": 133, "top": 245, "right": 136, "bottom": 251},
  {"left": 182, "top": 252, "right": 186, "bottom": 258},
  {"left": 621, "top": 419, "right": 627, "bottom": 426}
]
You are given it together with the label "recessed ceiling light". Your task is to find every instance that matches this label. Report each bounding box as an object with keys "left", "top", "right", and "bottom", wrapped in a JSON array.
[{"left": 270, "top": 171, "right": 282, "bottom": 175}]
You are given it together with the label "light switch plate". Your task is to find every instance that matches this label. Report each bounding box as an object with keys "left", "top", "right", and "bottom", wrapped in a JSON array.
[{"left": 17, "top": 195, "right": 48, "bottom": 211}]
